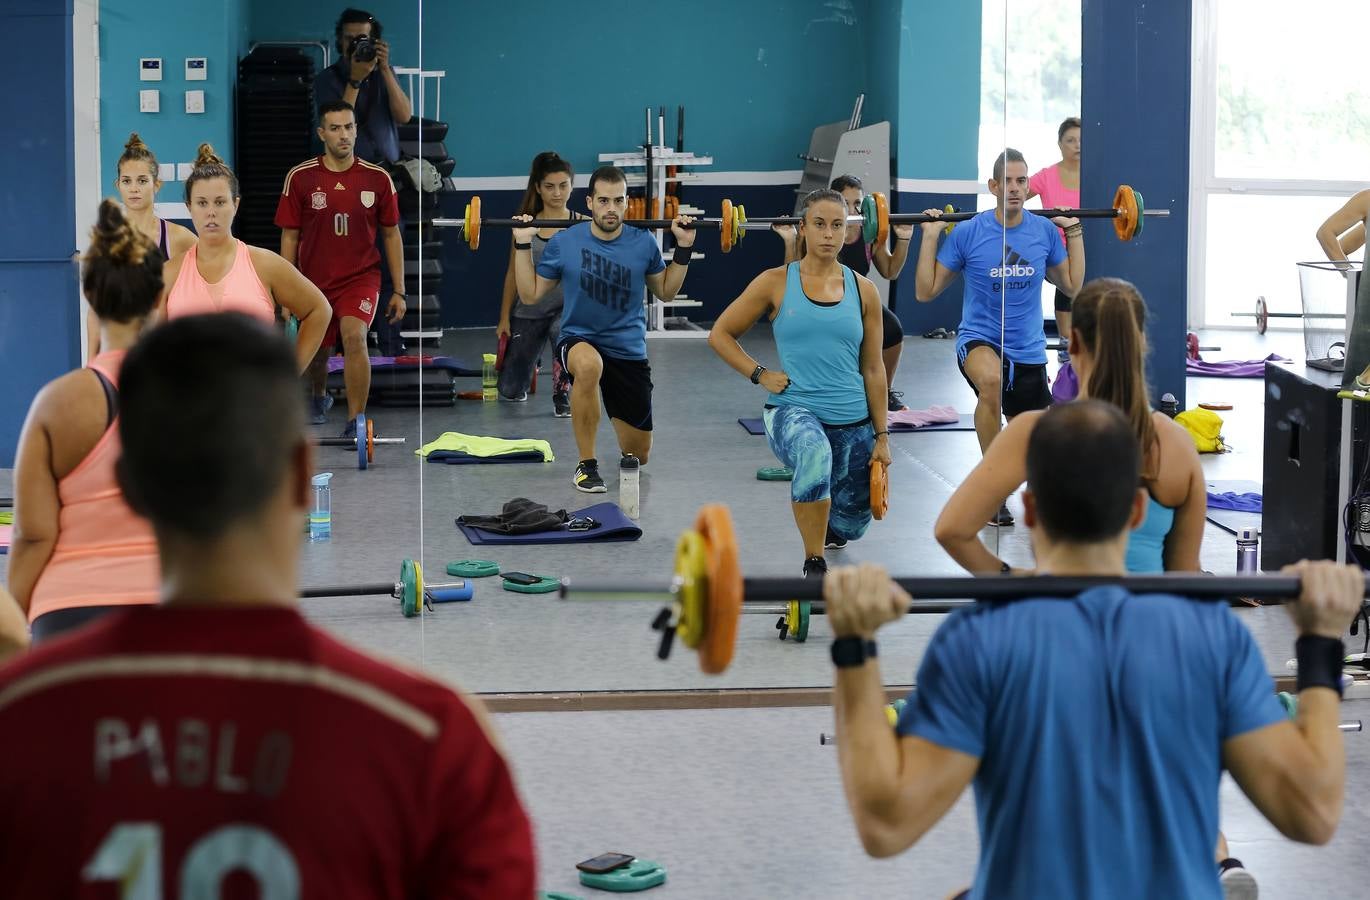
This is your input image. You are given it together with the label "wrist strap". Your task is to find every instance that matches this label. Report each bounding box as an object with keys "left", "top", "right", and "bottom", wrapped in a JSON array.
[
  {"left": 873, "top": 430, "right": 889, "bottom": 437},
  {"left": 514, "top": 241, "right": 532, "bottom": 251},
  {"left": 672, "top": 246, "right": 693, "bottom": 266},
  {"left": 1295, "top": 635, "right": 1345, "bottom": 697}
]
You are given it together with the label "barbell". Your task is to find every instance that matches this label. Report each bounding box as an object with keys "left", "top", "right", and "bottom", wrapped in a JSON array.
[
  {"left": 435, "top": 185, "right": 1168, "bottom": 253},
  {"left": 1230, "top": 295, "right": 1345, "bottom": 335},
  {"left": 300, "top": 557, "right": 472, "bottom": 617},
  {"left": 313, "top": 413, "right": 406, "bottom": 470},
  {"left": 558, "top": 504, "right": 1370, "bottom": 675}
]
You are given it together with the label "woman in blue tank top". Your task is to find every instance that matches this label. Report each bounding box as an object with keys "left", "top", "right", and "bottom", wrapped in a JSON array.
[
  {"left": 709, "top": 189, "right": 893, "bottom": 579},
  {"left": 935, "top": 278, "right": 1206, "bottom": 573}
]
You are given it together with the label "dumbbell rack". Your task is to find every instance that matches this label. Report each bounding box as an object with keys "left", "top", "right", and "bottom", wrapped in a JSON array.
[{"left": 598, "top": 141, "right": 714, "bottom": 339}]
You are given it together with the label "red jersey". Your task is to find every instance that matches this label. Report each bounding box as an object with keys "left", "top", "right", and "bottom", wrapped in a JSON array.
[
  {"left": 0, "top": 606, "right": 535, "bottom": 899},
  {"left": 275, "top": 156, "right": 400, "bottom": 297}
]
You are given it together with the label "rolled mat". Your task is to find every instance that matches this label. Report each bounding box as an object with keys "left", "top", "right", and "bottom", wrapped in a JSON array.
[
  {"left": 736, "top": 415, "right": 976, "bottom": 436},
  {"left": 456, "top": 502, "right": 642, "bottom": 545}
]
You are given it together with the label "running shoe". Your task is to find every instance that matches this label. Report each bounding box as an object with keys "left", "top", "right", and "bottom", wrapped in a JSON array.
[
  {"left": 574, "top": 460, "right": 606, "bottom": 493},
  {"left": 553, "top": 392, "right": 571, "bottom": 417},
  {"left": 1218, "top": 862, "right": 1258, "bottom": 900},
  {"left": 500, "top": 391, "right": 528, "bottom": 402},
  {"left": 887, "top": 390, "right": 908, "bottom": 412},
  {"left": 803, "top": 556, "right": 828, "bottom": 579},
  {"left": 308, "top": 393, "right": 333, "bottom": 425},
  {"left": 339, "top": 419, "right": 357, "bottom": 441},
  {"left": 825, "top": 527, "right": 848, "bottom": 550},
  {"left": 988, "top": 504, "right": 1014, "bottom": 527},
  {"left": 1058, "top": 348, "right": 1070, "bottom": 364}
]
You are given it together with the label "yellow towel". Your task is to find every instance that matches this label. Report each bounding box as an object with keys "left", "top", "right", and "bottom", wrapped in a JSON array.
[{"left": 415, "top": 431, "right": 554, "bottom": 462}]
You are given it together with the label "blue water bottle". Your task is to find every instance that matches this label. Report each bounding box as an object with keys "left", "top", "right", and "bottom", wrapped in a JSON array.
[{"left": 310, "top": 472, "right": 333, "bottom": 542}]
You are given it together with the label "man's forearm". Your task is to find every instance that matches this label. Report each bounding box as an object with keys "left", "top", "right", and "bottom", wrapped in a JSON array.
[
  {"left": 383, "top": 231, "right": 406, "bottom": 293},
  {"left": 914, "top": 234, "right": 940, "bottom": 300},
  {"left": 513, "top": 250, "right": 538, "bottom": 302},
  {"left": 1065, "top": 236, "right": 1085, "bottom": 296},
  {"left": 1293, "top": 686, "right": 1346, "bottom": 823},
  {"left": 835, "top": 658, "right": 905, "bottom": 832},
  {"left": 657, "top": 262, "right": 689, "bottom": 301},
  {"left": 381, "top": 67, "right": 413, "bottom": 122}
]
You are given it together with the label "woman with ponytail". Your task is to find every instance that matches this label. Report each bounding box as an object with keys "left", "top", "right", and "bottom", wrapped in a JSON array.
[
  {"left": 87, "top": 133, "right": 198, "bottom": 356},
  {"left": 936, "top": 277, "right": 1205, "bottom": 573},
  {"left": 496, "top": 151, "right": 582, "bottom": 414},
  {"left": 9, "top": 200, "right": 167, "bottom": 642},
  {"left": 162, "top": 143, "right": 330, "bottom": 371}
]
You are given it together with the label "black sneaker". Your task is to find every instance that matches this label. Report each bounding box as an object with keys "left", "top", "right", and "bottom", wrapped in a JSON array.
[
  {"left": 887, "top": 389, "right": 908, "bottom": 412},
  {"left": 988, "top": 504, "right": 1014, "bottom": 527},
  {"left": 553, "top": 392, "right": 571, "bottom": 418},
  {"left": 573, "top": 459, "right": 606, "bottom": 493},
  {"left": 824, "top": 527, "right": 848, "bottom": 550},
  {"left": 803, "top": 556, "right": 828, "bottom": 579}
]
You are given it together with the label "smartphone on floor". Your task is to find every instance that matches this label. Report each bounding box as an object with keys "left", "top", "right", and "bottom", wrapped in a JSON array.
[
  {"left": 501, "top": 572, "right": 543, "bottom": 586},
  {"left": 576, "top": 853, "right": 635, "bottom": 874}
]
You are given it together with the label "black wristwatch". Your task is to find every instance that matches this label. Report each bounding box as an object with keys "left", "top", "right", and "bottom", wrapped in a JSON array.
[
  {"left": 750, "top": 365, "right": 766, "bottom": 384},
  {"left": 831, "top": 636, "right": 877, "bottom": 668},
  {"left": 348, "top": 78, "right": 363, "bottom": 89}
]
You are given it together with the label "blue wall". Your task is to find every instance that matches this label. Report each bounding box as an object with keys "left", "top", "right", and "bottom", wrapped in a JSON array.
[
  {"left": 99, "top": 0, "right": 250, "bottom": 178},
  {"left": 1082, "top": 0, "right": 1190, "bottom": 406},
  {"left": 895, "top": 1, "right": 980, "bottom": 181},
  {"left": 2, "top": 1, "right": 81, "bottom": 466},
  {"left": 249, "top": 0, "right": 873, "bottom": 177}
]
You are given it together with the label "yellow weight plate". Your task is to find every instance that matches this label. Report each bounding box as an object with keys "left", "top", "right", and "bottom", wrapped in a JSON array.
[{"left": 673, "top": 530, "right": 707, "bottom": 649}]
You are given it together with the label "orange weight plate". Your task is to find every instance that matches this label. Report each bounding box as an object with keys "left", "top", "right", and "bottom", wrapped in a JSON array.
[
  {"left": 696, "top": 504, "right": 742, "bottom": 674},
  {"left": 1112, "top": 185, "right": 1138, "bottom": 242},
  {"left": 366, "top": 416, "right": 375, "bottom": 463},
  {"left": 870, "top": 459, "right": 888, "bottom": 520},
  {"left": 874, "top": 192, "right": 890, "bottom": 247},
  {"left": 469, "top": 195, "right": 481, "bottom": 250},
  {"left": 721, "top": 199, "right": 735, "bottom": 253}
]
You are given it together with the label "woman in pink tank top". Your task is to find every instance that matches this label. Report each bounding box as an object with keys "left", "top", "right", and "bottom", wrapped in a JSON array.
[
  {"left": 8, "top": 201, "right": 167, "bottom": 644},
  {"left": 1028, "top": 116, "right": 1082, "bottom": 357},
  {"left": 163, "top": 143, "right": 330, "bottom": 371}
]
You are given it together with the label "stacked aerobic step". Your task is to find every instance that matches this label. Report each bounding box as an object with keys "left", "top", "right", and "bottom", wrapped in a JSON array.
[
  {"left": 235, "top": 48, "right": 315, "bottom": 248},
  {"left": 393, "top": 116, "right": 456, "bottom": 347}
]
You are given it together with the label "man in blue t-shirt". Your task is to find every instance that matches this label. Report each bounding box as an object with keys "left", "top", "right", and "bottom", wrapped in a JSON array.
[
  {"left": 824, "top": 400, "right": 1361, "bottom": 900},
  {"left": 513, "top": 166, "right": 696, "bottom": 493},
  {"left": 915, "top": 150, "right": 1084, "bottom": 525}
]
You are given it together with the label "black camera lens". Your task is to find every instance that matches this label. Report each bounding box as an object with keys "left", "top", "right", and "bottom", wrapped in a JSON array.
[{"left": 349, "top": 34, "right": 377, "bottom": 63}]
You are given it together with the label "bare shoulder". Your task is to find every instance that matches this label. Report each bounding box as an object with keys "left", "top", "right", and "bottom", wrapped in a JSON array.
[
  {"left": 28, "top": 369, "right": 99, "bottom": 427},
  {"left": 246, "top": 244, "right": 287, "bottom": 277},
  {"left": 166, "top": 221, "right": 197, "bottom": 255},
  {"left": 1153, "top": 410, "right": 1203, "bottom": 466}
]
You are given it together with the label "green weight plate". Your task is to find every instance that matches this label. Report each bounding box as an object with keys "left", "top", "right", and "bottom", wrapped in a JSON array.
[
  {"left": 1277, "top": 690, "right": 1298, "bottom": 719},
  {"left": 861, "top": 194, "right": 878, "bottom": 245},
  {"left": 538, "top": 893, "right": 586, "bottom": 900},
  {"left": 502, "top": 575, "right": 560, "bottom": 594},
  {"left": 447, "top": 559, "right": 501, "bottom": 578},
  {"left": 794, "top": 599, "right": 810, "bottom": 642},
  {"left": 578, "top": 859, "right": 666, "bottom": 893},
  {"left": 400, "top": 558, "right": 419, "bottom": 617},
  {"left": 1132, "top": 188, "right": 1145, "bottom": 238},
  {"left": 756, "top": 466, "right": 794, "bottom": 481}
]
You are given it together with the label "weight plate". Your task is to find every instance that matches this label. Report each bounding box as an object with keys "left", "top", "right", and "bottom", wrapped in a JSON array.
[
  {"left": 1256, "top": 296, "right": 1268, "bottom": 335},
  {"left": 356, "top": 414, "right": 368, "bottom": 470},
  {"left": 756, "top": 466, "right": 794, "bottom": 481},
  {"left": 400, "top": 558, "right": 419, "bottom": 617},
  {"left": 501, "top": 575, "right": 559, "bottom": 594},
  {"left": 366, "top": 416, "right": 375, "bottom": 463},
  {"left": 447, "top": 559, "right": 501, "bottom": 578},
  {"left": 870, "top": 459, "right": 889, "bottom": 519},
  {"left": 861, "top": 194, "right": 878, "bottom": 245},
  {"left": 696, "top": 504, "right": 741, "bottom": 674},
  {"left": 673, "top": 530, "right": 708, "bottom": 649},
  {"left": 578, "top": 859, "right": 667, "bottom": 892},
  {"left": 1132, "top": 188, "right": 1145, "bottom": 238}
]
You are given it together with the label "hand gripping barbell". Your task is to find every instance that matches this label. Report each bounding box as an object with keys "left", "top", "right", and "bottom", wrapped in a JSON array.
[
  {"left": 434, "top": 186, "right": 1168, "bottom": 254},
  {"left": 558, "top": 504, "right": 1368, "bottom": 675}
]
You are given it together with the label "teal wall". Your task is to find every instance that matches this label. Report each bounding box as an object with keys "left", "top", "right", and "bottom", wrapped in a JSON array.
[
  {"left": 99, "top": 0, "right": 250, "bottom": 182},
  {"left": 895, "top": 0, "right": 981, "bottom": 180}
]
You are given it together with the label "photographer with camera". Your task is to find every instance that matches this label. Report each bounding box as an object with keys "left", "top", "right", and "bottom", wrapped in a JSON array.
[{"left": 315, "top": 8, "right": 412, "bottom": 164}]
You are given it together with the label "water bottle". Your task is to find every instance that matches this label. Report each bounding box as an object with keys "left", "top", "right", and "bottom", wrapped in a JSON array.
[
  {"left": 482, "top": 353, "right": 498, "bottom": 401},
  {"left": 309, "top": 472, "right": 333, "bottom": 542},
  {"left": 1159, "top": 392, "right": 1179, "bottom": 418},
  {"left": 620, "top": 454, "right": 640, "bottom": 519},
  {"left": 1236, "top": 526, "right": 1259, "bottom": 574}
]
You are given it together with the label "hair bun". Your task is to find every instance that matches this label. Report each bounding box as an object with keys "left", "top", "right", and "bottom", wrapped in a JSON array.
[
  {"left": 124, "top": 132, "right": 147, "bottom": 152},
  {"left": 195, "top": 142, "right": 224, "bottom": 167}
]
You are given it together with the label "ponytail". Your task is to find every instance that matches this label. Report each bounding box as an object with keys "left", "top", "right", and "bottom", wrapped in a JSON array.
[{"left": 1072, "top": 278, "right": 1157, "bottom": 476}]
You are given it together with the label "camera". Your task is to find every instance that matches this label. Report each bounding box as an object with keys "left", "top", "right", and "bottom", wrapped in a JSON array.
[{"left": 348, "top": 33, "right": 377, "bottom": 63}]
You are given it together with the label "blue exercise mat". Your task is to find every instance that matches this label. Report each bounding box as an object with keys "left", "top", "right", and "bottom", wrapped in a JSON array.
[
  {"left": 456, "top": 502, "right": 642, "bottom": 545},
  {"left": 737, "top": 415, "right": 976, "bottom": 436},
  {"left": 427, "top": 450, "right": 548, "bottom": 464},
  {"left": 1205, "top": 479, "right": 1262, "bottom": 536}
]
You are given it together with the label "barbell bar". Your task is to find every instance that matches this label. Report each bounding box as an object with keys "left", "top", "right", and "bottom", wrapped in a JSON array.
[
  {"left": 310, "top": 413, "right": 406, "bottom": 470},
  {"left": 557, "top": 504, "right": 1370, "bottom": 675},
  {"left": 299, "top": 557, "right": 473, "bottom": 617},
  {"left": 1230, "top": 296, "right": 1346, "bottom": 335},
  {"left": 435, "top": 185, "right": 1168, "bottom": 254},
  {"left": 818, "top": 722, "right": 1365, "bottom": 745}
]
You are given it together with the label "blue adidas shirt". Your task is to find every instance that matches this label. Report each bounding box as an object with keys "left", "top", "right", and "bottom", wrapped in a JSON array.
[
  {"left": 897, "top": 587, "right": 1285, "bottom": 900},
  {"left": 937, "top": 209, "right": 1067, "bottom": 365},
  {"left": 536, "top": 223, "right": 665, "bottom": 360}
]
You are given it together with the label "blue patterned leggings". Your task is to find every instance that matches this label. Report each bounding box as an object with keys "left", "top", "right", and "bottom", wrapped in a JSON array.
[{"left": 763, "top": 405, "right": 874, "bottom": 541}]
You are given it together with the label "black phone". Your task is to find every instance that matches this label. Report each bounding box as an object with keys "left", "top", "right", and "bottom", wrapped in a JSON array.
[
  {"left": 575, "top": 853, "right": 634, "bottom": 874},
  {"left": 501, "top": 572, "right": 542, "bottom": 586}
]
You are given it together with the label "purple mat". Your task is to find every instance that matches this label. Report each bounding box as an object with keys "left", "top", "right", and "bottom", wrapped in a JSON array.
[
  {"left": 456, "top": 502, "right": 642, "bottom": 545},
  {"left": 737, "top": 416, "right": 975, "bottom": 435},
  {"left": 427, "top": 450, "right": 547, "bottom": 465},
  {"left": 1185, "top": 354, "right": 1288, "bottom": 378},
  {"left": 326, "top": 355, "right": 479, "bottom": 376}
]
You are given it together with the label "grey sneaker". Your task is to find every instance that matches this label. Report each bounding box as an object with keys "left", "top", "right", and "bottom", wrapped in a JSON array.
[
  {"left": 309, "top": 393, "right": 333, "bottom": 425},
  {"left": 553, "top": 392, "right": 571, "bottom": 417},
  {"left": 500, "top": 390, "right": 529, "bottom": 402},
  {"left": 887, "top": 390, "right": 908, "bottom": 412}
]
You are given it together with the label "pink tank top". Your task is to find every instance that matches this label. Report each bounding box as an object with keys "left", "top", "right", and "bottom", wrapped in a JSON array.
[
  {"left": 1029, "top": 164, "right": 1081, "bottom": 245},
  {"left": 28, "top": 351, "right": 160, "bottom": 621},
  {"left": 166, "top": 239, "right": 275, "bottom": 323}
]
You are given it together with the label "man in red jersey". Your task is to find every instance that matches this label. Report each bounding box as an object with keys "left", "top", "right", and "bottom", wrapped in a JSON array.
[
  {"left": 277, "top": 100, "right": 407, "bottom": 434},
  {"left": 0, "top": 313, "right": 535, "bottom": 899}
]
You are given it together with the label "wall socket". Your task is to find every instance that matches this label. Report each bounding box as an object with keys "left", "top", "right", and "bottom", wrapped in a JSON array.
[
  {"left": 176, "top": 162, "right": 194, "bottom": 181},
  {"left": 139, "top": 89, "right": 159, "bottom": 113},
  {"left": 185, "top": 90, "right": 205, "bottom": 114},
  {"left": 158, "top": 163, "right": 175, "bottom": 182}
]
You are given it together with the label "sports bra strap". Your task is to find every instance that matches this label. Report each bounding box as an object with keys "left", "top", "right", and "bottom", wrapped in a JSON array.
[{"left": 91, "top": 367, "right": 118, "bottom": 428}]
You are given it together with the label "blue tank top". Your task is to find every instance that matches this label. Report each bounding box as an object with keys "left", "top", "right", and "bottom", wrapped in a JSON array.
[
  {"left": 767, "top": 263, "right": 868, "bottom": 424},
  {"left": 1125, "top": 494, "right": 1176, "bottom": 573}
]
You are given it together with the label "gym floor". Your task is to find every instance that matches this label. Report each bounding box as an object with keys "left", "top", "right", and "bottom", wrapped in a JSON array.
[{"left": 4, "top": 324, "right": 1365, "bottom": 896}]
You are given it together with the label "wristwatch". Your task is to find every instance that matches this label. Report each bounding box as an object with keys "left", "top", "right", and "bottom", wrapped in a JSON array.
[
  {"left": 348, "top": 78, "right": 363, "bottom": 89},
  {"left": 749, "top": 365, "right": 766, "bottom": 384},
  {"left": 830, "top": 636, "right": 877, "bottom": 668}
]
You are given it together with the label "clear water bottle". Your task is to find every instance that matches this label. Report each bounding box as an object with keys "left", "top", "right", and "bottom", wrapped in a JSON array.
[
  {"left": 1236, "top": 526, "right": 1259, "bottom": 573},
  {"left": 309, "top": 472, "right": 333, "bottom": 542},
  {"left": 482, "top": 353, "right": 498, "bottom": 401},
  {"left": 620, "top": 453, "right": 640, "bottom": 519},
  {"left": 1159, "top": 393, "right": 1179, "bottom": 418}
]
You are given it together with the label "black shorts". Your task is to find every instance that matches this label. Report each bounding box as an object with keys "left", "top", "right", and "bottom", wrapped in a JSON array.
[
  {"left": 1054, "top": 287, "right": 1072, "bottom": 313},
  {"left": 557, "top": 338, "right": 654, "bottom": 431},
  {"left": 957, "top": 340, "right": 1051, "bottom": 418},
  {"left": 881, "top": 305, "right": 904, "bottom": 350}
]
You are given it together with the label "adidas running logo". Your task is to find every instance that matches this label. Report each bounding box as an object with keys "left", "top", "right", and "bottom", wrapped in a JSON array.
[{"left": 989, "top": 248, "right": 1036, "bottom": 279}]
